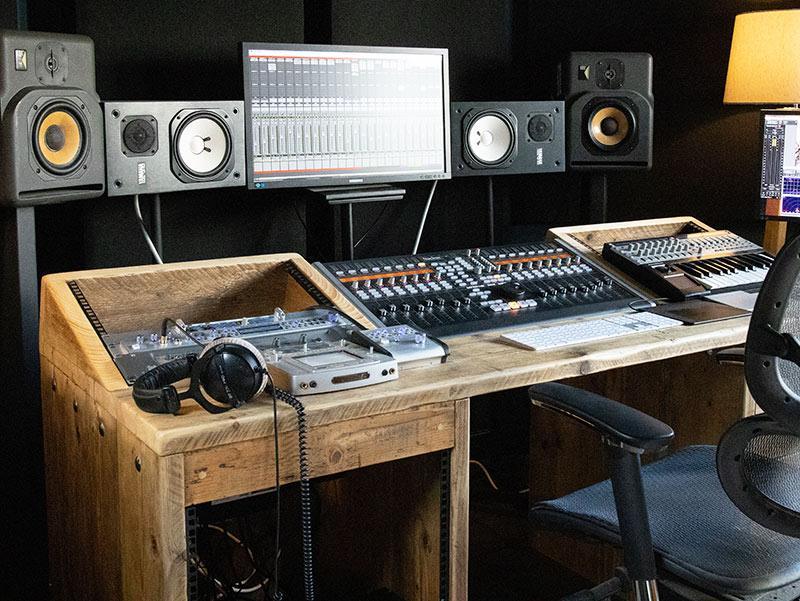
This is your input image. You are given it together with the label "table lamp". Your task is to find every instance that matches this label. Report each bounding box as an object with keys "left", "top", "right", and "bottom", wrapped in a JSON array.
[{"left": 724, "top": 9, "right": 800, "bottom": 254}]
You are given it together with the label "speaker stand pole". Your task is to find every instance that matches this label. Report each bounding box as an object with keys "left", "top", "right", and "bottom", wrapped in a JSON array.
[
  {"left": 1, "top": 205, "right": 45, "bottom": 599},
  {"left": 584, "top": 173, "right": 608, "bottom": 223},
  {"left": 487, "top": 176, "right": 495, "bottom": 246}
]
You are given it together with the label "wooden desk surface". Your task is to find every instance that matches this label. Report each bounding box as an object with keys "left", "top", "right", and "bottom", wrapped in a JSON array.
[
  {"left": 39, "top": 252, "right": 750, "bottom": 457},
  {"left": 111, "top": 314, "right": 749, "bottom": 456}
]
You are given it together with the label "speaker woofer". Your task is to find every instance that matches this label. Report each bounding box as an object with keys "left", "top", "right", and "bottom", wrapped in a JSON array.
[
  {"left": 464, "top": 111, "right": 516, "bottom": 166},
  {"left": 172, "top": 111, "right": 232, "bottom": 181},
  {"left": 587, "top": 104, "right": 634, "bottom": 150},
  {"left": 32, "top": 101, "right": 88, "bottom": 175}
]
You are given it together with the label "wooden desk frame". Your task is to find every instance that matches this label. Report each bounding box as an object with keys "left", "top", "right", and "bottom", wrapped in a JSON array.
[{"left": 39, "top": 250, "right": 752, "bottom": 601}]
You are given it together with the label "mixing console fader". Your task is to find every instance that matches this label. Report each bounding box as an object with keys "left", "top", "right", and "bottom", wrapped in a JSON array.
[{"left": 315, "top": 243, "right": 643, "bottom": 337}]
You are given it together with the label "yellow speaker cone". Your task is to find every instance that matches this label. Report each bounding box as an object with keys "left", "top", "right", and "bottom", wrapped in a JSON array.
[
  {"left": 589, "top": 106, "right": 630, "bottom": 148},
  {"left": 36, "top": 109, "right": 83, "bottom": 168}
]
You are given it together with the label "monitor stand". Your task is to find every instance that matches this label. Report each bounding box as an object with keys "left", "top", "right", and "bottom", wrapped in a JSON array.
[{"left": 305, "top": 184, "right": 406, "bottom": 261}]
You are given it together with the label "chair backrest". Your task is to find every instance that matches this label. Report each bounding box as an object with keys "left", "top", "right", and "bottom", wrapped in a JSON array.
[{"left": 717, "top": 234, "right": 800, "bottom": 536}]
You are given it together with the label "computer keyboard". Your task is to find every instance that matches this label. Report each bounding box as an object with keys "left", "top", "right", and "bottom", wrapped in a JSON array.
[{"left": 500, "top": 311, "right": 684, "bottom": 351}]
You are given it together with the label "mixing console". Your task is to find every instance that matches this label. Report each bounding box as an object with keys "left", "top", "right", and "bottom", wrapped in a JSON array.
[{"left": 315, "top": 243, "right": 643, "bottom": 337}]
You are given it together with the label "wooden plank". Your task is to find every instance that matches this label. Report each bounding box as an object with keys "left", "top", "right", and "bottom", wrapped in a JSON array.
[
  {"left": 115, "top": 315, "right": 749, "bottom": 456},
  {"left": 548, "top": 216, "right": 714, "bottom": 257},
  {"left": 763, "top": 220, "right": 787, "bottom": 255},
  {"left": 38, "top": 253, "right": 374, "bottom": 394},
  {"left": 118, "top": 425, "right": 187, "bottom": 601},
  {"left": 449, "top": 399, "right": 470, "bottom": 601},
  {"left": 183, "top": 401, "right": 456, "bottom": 505}
]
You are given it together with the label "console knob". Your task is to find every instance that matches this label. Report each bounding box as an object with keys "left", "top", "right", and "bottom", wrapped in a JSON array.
[
  {"left": 425, "top": 299, "right": 434, "bottom": 308},
  {"left": 400, "top": 275, "right": 408, "bottom": 284},
  {"left": 389, "top": 304, "right": 397, "bottom": 313},
  {"left": 453, "top": 300, "right": 462, "bottom": 308},
  {"left": 475, "top": 266, "right": 484, "bottom": 275},
  {"left": 376, "top": 278, "right": 384, "bottom": 286},
  {"left": 388, "top": 277, "right": 396, "bottom": 285},
  {"left": 379, "top": 309, "right": 388, "bottom": 318},
  {"left": 402, "top": 303, "right": 411, "bottom": 313},
  {"left": 364, "top": 279, "right": 372, "bottom": 288},
  {"left": 351, "top": 281, "right": 359, "bottom": 291},
  {"left": 463, "top": 297, "right": 471, "bottom": 305},
  {"left": 437, "top": 298, "right": 446, "bottom": 307},
  {"left": 416, "top": 304, "right": 425, "bottom": 313}
]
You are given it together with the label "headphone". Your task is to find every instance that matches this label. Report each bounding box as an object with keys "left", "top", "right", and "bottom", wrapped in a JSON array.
[{"left": 132, "top": 337, "right": 268, "bottom": 415}]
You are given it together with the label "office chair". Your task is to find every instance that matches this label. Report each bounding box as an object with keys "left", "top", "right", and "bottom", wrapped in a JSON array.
[{"left": 528, "top": 234, "right": 800, "bottom": 601}]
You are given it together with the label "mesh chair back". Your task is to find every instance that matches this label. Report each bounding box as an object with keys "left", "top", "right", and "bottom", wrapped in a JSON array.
[{"left": 718, "top": 235, "right": 800, "bottom": 536}]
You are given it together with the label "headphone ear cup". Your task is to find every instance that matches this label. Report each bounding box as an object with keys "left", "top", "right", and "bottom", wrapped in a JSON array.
[{"left": 197, "top": 337, "right": 267, "bottom": 408}]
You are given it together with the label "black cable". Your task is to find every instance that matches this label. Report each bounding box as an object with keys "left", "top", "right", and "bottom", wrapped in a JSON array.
[
  {"left": 160, "top": 317, "right": 204, "bottom": 346},
  {"left": 353, "top": 201, "right": 390, "bottom": 249},
  {"left": 270, "top": 382, "right": 284, "bottom": 601},
  {"left": 271, "top": 386, "right": 315, "bottom": 601}
]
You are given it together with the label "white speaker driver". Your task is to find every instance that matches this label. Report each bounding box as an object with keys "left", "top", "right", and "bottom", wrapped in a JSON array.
[
  {"left": 174, "top": 114, "right": 231, "bottom": 177},
  {"left": 466, "top": 114, "right": 514, "bottom": 165}
]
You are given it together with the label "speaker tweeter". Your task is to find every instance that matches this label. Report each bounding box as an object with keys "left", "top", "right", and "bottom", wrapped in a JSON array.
[{"left": 121, "top": 116, "right": 158, "bottom": 156}]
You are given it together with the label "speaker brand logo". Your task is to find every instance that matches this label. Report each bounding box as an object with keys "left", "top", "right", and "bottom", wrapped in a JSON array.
[
  {"left": 14, "top": 49, "right": 27, "bottom": 71},
  {"left": 137, "top": 162, "right": 146, "bottom": 185},
  {"left": 536, "top": 147, "right": 543, "bottom": 165}
]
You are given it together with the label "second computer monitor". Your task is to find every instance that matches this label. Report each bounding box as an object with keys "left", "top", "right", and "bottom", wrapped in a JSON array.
[
  {"left": 761, "top": 109, "right": 800, "bottom": 219},
  {"left": 242, "top": 43, "right": 451, "bottom": 190}
]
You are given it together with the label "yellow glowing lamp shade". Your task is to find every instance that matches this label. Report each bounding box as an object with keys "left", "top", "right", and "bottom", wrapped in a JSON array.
[{"left": 724, "top": 9, "right": 800, "bottom": 105}]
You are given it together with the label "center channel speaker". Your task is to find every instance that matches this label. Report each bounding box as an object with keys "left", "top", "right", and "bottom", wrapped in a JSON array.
[
  {"left": 450, "top": 101, "right": 565, "bottom": 176},
  {"left": 559, "top": 52, "right": 654, "bottom": 170},
  {"left": 0, "top": 30, "right": 105, "bottom": 206},
  {"left": 104, "top": 101, "right": 245, "bottom": 196}
]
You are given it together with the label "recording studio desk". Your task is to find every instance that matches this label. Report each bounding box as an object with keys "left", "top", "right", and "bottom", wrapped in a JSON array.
[{"left": 38, "top": 254, "right": 754, "bottom": 601}]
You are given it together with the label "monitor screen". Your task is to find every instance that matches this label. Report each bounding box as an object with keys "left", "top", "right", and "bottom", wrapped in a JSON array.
[
  {"left": 242, "top": 43, "right": 451, "bottom": 189},
  {"left": 761, "top": 110, "right": 800, "bottom": 219}
]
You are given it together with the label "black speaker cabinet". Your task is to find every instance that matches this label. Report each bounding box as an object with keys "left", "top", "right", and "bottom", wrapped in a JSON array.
[
  {"left": 104, "top": 101, "right": 245, "bottom": 196},
  {"left": 450, "top": 101, "right": 565, "bottom": 177},
  {"left": 0, "top": 30, "right": 105, "bottom": 206},
  {"left": 560, "top": 52, "right": 653, "bottom": 170}
]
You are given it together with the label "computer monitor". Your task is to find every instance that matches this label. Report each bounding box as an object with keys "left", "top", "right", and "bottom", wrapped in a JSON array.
[
  {"left": 241, "top": 43, "right": 451, "bottom": 190},
  {"left": 761, "top": 109, "right": 800, "bottom": 219}
]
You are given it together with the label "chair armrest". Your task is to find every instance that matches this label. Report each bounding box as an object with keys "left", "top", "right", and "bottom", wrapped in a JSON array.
[
  {"left": 529, "top": 383, "right": 674, "bottom": 453},
  {"left": 712, "top": 346, "right": 745, "bottom": 366}
]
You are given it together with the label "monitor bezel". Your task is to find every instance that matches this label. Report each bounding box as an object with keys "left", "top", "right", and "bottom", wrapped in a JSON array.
[
  {"left": 760, "top": 108, "right": 800, "bottom": 221},
  {"left": 241, "top": 42, "right": 451, "bottom": 190}
]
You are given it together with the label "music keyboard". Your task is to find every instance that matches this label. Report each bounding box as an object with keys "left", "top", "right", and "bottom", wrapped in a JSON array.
[{"left": 602, "top": 230, "right": 773, "bottom": 301}]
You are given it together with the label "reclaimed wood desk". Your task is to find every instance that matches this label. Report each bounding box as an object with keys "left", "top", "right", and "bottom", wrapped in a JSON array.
[{"left": 39, "top": 253, "right": 753, "bottom": 601}]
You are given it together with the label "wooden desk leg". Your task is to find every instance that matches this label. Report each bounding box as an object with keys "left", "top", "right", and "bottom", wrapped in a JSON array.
[
  {"left": 449, "top": 398, "right": 470, "bottom": 601},
  {"left": 118, "top": 426, "right": 187, "bottom": 601}
]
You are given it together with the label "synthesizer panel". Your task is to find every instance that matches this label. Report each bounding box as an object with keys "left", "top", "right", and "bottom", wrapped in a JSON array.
[
  {"left": 315, "top": 243, "right": 643, "bottom": 338},
  {"left": 602, "top": 230, "right": 773, "bottom": 301}
]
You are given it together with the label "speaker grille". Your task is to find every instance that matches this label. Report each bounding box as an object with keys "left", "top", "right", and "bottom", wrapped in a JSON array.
[
  {"left": 172, "top": 111, "right": 232, "bottom": 180},
  {"left": 32, "top": 101, "right": 87, "bottom": 175}
]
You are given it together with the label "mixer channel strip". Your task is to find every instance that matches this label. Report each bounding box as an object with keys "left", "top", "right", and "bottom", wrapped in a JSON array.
[{"left": 315, "top": 243, "right": 644, "bottom": 338}]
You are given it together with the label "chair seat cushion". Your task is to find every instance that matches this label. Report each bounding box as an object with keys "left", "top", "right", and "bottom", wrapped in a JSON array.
[{"left": 532, "top": 446, "right": 800, "bottom": 595}]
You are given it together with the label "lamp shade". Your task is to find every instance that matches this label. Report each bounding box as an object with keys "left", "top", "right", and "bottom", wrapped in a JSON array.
[{"left": 724, "top": 9, "right": 800, "bottom": 105}]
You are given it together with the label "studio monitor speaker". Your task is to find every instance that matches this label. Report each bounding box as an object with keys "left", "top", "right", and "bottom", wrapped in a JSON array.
[
  {"left": 560, "top": 52, "right": 654, "bottom": 170},
  {"left": 450, "top": 101, "right": 565, "bottom": 176},
  {"left": 0, "top": 30, "right": 105, "bottom": 206},
  {"left": 104, "top": 101, "right": 245, "bottom": 196}
]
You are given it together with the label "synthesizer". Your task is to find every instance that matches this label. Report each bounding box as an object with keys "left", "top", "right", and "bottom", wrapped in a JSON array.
[
  {"left": 602, "top": 230, "right": 773, "bottom": 301},
  {"left": 314, "top": 243, "right": 643, "bottom": 338}
]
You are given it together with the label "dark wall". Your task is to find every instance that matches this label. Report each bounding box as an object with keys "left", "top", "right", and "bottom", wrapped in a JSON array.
[{"left": 8, "top": 1, "right": 795, "bottom": 599}]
